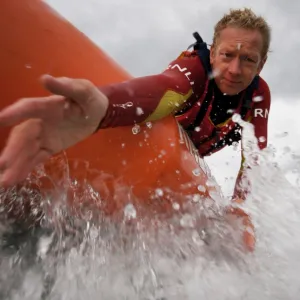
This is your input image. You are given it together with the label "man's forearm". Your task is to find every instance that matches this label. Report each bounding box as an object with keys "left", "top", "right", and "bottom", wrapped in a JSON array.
[
  {"left": 97, "top": 51, "right": 206, "bottom": 129},
  {"left": 97, "top": 73, "right": 193, "bottom": 128}
]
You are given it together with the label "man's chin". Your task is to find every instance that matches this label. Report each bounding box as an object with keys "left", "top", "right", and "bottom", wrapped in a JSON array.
[{"left": 218, "top": 83, "right": 243, "bottom": 96}]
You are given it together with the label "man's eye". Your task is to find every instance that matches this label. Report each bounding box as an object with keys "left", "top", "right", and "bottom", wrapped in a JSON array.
[
  {"left": 241, "top": 55, "right": 256, "bottom": 63},
  {"left": 221, "top": 52, "right": 232, "bottom": 58}
]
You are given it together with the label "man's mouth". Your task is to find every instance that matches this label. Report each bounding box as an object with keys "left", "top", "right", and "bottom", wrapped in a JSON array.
[{"left": 223, "top": 78, "right": 242, "bottom": 84}]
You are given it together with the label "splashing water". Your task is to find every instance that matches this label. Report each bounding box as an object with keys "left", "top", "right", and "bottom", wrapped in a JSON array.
[
  {"left": 5, "top": 0, "right": 300, "bottom": 296},
  {"left": 0, "top": 114, "right": 299, "bottom": 299}
]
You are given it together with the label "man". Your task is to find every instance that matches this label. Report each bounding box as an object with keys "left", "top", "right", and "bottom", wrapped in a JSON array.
[{"left": 0, "top": 8, "right": 271, "bottom": 203}]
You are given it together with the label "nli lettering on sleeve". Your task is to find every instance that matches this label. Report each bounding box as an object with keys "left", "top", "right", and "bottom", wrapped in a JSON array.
[{"left": 166, "top": 64, "right": 195, "bottom": 86}]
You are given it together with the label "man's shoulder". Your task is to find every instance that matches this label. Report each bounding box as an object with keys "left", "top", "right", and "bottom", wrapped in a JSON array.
[
  {"left": 177, "top": 50, "right": 199, "bottom": 59},
  {"left": 172, "top": 50, "right": 205, "bottom": 67},
  {"left": 256, "top": 76, "right": 271, "bottom": 97},
  {"left": 251, "top": 76, "right": 271, "bottom": 110}
]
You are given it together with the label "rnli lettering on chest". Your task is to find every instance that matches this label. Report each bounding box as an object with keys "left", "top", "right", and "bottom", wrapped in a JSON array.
[
  {"left": 167, "top": 64, "right": 195, "bottom": 86},
  {"left": 254, "top": 108, "right": 269, "bottom": 118}
]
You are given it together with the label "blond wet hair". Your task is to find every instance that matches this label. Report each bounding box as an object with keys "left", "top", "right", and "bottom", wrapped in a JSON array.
[{"left": 213, "top": 8, "right": 271, "bottom": 58}]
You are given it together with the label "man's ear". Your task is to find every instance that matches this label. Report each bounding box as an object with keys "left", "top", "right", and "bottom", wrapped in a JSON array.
[
  {"left": 257, "top": 56, "right": 267, "bottom": 74},
  {"left": 210, "top": 45, "right": 215, "bottom": 65}
]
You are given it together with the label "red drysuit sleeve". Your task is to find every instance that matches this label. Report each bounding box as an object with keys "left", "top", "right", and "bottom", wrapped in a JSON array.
[{"left": 97, "top": 51, "right": 206, "bottom": 128}]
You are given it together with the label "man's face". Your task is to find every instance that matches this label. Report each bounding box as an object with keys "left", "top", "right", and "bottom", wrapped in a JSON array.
[{"left": 210, "top": 27, "right": 266, "bottom": 95}]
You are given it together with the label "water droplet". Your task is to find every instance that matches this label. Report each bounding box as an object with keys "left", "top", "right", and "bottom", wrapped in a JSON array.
[
  {"left": 208, "top": 189, "right": 220, "bottom": 199},
  {"left": 125, "top": 102, "right": 133, "bottom": 107},
  {"left": 194, "top": 126, "right": 201, "bottom": 132},
  {"left": 37, "top": 234, "right": 54, "bottom": 259},
  {"left": 132, "top": 124, "right": 141, "bottom": 134},
  {"left": 258, "top": 136, "right": 266, "bottom": 143},
  {"left": 197, "top": 185, "right": 206, "bottom": 193},
  {"left": 31, "top": 208, "right": 39, "bottom": 216},
  {"left": 172, "top": 202, "right": 180, "bottom": 210},
  {"left": 208, "top": 68, "right": 220, "bottom": 79},
  {"left": 121, "top": 143, "right": 126, "bottom": 148},
  {"left": 155, "top": 188, "right": 164, "bottom": 197},
  {"left": 146, "top": 122, "right": 152, "bottom": 129},
  {"left": 192, "top": 194, "right": 201, "bottom": 203},
  {"left": 192, "top": 230, "right": 205, "bottom": 246},
  {"left": 25, "top": 64, "right": 32, "bottom": 69},
  {"left": 232, "top": 113, "right": 241, "bottom": 123},
  {"left": 136, "top": 107, "right": 144, "bottom": 115},
  {"left": 89, "top": 227, "right": 99, "bottom": 240},
  {"left": 192, "top": 168, "right": 201, "bottom": 176},
  {"left": 253, "top": 95, "right": 263, "bottom": 102},
  {"left": 180, "top": 214, "right": 194, "bottom": 228},
  {"left": 206, "top": 178, "right": 216, "bottom": 187},
  {"left": 229, "top": 143, "right": 237, "bottom": 151},
  {"left": 199, "top": 229, "right": 208, "bottom": 241},
  {"left": 124, "top": 203, "right": 136, "bottom": 219}
]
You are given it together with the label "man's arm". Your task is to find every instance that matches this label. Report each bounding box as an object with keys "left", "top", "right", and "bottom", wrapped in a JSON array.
[
  {"left": 98, "top": 51, "right": 206, "bottom": 129},
  {"left": 233, "top": 77, "right": 271, "bottom": 200}
]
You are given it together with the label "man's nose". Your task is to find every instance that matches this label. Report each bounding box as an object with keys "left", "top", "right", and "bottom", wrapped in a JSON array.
[{"left": 228, "top": 57, "right": 242, "bottom": 76}]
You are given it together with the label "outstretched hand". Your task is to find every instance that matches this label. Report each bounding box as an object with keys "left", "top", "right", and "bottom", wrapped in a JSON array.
[{"left": 0, "top": 75, "right": 109, "bottom": 187}]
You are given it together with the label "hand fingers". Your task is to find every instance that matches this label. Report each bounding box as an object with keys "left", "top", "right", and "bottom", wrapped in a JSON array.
[
  {"left": 0, "top": 150, "right": 50, "bottom": 188},
  {"left": 0, "top": 120, "right": 50, "bottom": 187},
  {"left": 0, "top": 95, "right": 65, "bottom": 127},
  {"left": 0, "top": 75, "right": 102, "bottom": 128},
  {"left": 41, "top": 74, "right": 96, "bottom": 105},
  {"left": 0, "top": 120, "right": 41, "bottom": 167}
]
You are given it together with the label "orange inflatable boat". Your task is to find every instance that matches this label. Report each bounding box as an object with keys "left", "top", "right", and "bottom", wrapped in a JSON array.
[{"left": 0, "top": 0, "right": 217, "bottom": 218}]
